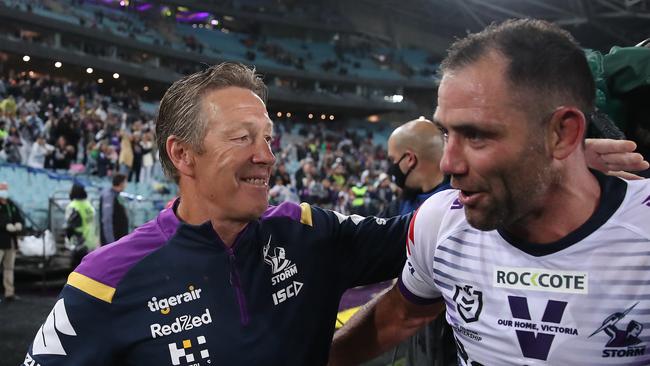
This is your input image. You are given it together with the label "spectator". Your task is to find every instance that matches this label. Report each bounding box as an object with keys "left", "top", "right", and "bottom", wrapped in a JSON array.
[
  {"left": 139, "top": 131, "right": 155, "bottom": 183},
  {"left": 129, "top": 132, "right": 143, "bottom": 183},
  {"left": 65, "top": 184, "right": 97, "bottom": 267},
  {"left": 0, "top": 182, "right": 24, "bottom": 303},
  {"left": 51, "top": 136, "right": 75, "bottom": 170},
  {"left": 26, "top": 135, "right": 54, "bottom": 169},
  {"left": 118, "top": 131, "right": 134, "bottom": 176},
  {"left": 99, "top": 173, "right": 128, "bottom": 245}
]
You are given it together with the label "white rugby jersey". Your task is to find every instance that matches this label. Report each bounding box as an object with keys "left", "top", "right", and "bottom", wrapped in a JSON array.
[{"left": 399, "top": 173, "right": 650, "bottom": 365}]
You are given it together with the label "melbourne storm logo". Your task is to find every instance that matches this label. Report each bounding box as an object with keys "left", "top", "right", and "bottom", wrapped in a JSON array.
[
  {"left": 589, "top": 302, "right": 646, "bottom": 358},
  {"left": 453, "top": 285, "right": 483, "bottom": 323},
  {"left": 263, "top": 236, "right": 292, "bottom": 274}
]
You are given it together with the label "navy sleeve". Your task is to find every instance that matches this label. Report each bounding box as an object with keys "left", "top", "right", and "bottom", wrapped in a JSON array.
[
  {"left": 315, "top": 207, "right": 412, "bottom": 289},
  {"left": 22, "top": 285, "right": 117, "bottom": 365}
]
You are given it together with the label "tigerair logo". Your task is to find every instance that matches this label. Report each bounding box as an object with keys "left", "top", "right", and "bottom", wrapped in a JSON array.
[
  {"left": 150, "top": 308, "right": 212, "bottom": 339},
  {"left": 168, "top": 336, "right": 211, "bottom": 365},
  {"left": 148, "top": 286, "right": 202, "bottom": 314},
  {"left": 494, "top": 266, "right": 588, "bottom": 294}
]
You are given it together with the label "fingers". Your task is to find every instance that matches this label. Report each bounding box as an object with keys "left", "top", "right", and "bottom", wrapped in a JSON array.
[
  {"left": 600, "top": 152, "right": 649, "bottom": 172},
  {"left": 585, "top": 138, "right": 638, "bottom": 154},
  {"left": 606, "top": 171, "right": 646, "bottom": 180}
]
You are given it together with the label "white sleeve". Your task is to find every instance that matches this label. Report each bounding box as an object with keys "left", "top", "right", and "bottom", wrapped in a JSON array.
[{"left": 398, "top": 193, "right": 451, "bottom": 305}]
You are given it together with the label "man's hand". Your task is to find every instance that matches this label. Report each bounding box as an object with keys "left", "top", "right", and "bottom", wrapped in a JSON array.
[{"left": 585, "top": 139, "right": 649, "bottom": 180}]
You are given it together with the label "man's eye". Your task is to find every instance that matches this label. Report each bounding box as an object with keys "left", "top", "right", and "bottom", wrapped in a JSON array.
[
  {"left": 265, "top": 135, "right": 273, "bottom": 143},
  {"left": 234, "top": 135, "right": 249, "bottom": 142},
  {"left": 437, "top": 126, "right": 449, "bottom": 140},
  {"left": 465, "top": 130, "right": 483, "bottom": 142}
]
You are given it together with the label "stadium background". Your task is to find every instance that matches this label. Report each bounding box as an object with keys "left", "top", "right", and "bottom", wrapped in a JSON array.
[{"left": 0, "top": 0, "right": 649, "bottom": 365}]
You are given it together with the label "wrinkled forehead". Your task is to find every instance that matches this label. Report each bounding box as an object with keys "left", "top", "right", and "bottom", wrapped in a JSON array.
[
  {"left": 201, "top": 87, "right": 272, "bottom": 130},
  {"left": 435, "top": 59, "right": 524, "bottom": 125}
]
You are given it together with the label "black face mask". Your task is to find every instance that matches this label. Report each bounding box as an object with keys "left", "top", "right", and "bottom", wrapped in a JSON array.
[{"left": 387, "top": 153, "right": 417, "bottom": 190}]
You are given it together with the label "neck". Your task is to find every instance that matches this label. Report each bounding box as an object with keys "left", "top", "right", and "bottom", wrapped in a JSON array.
[
  {"left": 176, "top": 184, "right": 248, "bottom": 247},
  {"left": 505, "top": 162, "right": 600, "bottom": 244},
  {"left": 417, "top": 165, "right": 445, "bottom": 192}
]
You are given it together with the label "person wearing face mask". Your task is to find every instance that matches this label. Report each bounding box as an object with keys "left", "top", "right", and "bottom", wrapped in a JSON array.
[
  {"left": 377, "top": 118, "right": 456, "bottom": 366},
  {"left": 0, "top": 182, "right": 24, "bottom": 303},
  {"left": 380, "top": 117, "right": 450, "bottom": 218}
]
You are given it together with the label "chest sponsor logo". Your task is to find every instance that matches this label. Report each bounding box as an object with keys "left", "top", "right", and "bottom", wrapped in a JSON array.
[
  {"left": 263, "top": 236, "right": 299, "bottom": 286},
  {"left": 643, "top": 195, "right": 650, "bottom": 207},
  {"left": 168, "top": 335, "right": 211, "bottom": 365},
  {"left": 151, "top": 308, "right": 212, "bottom": 339},
  {"left": 453, "top": 285, "right": 483, "bottom": 323},
  {"left": 31, "top": 298, "right": 77, "bottom": 356},
  {"left": 148, "top": 285, "right": 203, "bottom": 315},
  {"left": 272, "top": 281, "right": 304, "bottom": 305},
  {"left": 499, "top": 295, "right": 577, "bottom": 361},
  {"left": 589, "top": 302, "right": 646, "bottom": 358},
  {"left": 494, "top": 266, "right": 588, "bottom": 294}
]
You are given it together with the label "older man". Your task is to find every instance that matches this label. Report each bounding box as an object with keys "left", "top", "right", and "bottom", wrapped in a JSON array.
[{"left": 23, "top": 63, "right": 410, "bottom": 365}]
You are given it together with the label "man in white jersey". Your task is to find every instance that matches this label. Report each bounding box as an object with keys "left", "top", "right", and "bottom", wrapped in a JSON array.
[{"left": 329, "top": 19, "right": 650, "bottom": 365}]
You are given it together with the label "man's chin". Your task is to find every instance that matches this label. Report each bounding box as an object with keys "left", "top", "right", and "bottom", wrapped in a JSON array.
[{"left": 465, "top": 209, "right": 501, "bottom": 232}]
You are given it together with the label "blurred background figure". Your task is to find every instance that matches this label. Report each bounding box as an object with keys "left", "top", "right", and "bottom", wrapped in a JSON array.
[
  {"left": 65, "top": 183, "right": 97, "bottom": 267},
  {"left": 0, "top": 182, "right": 24, "bottom": 303},
  {"left": 99, "top": 174, "right": 128, "bottom": 245}
]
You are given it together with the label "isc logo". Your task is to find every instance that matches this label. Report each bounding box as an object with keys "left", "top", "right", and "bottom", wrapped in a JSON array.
[{"left": 272, "top": 281, "right": 303, "bottom": 305}]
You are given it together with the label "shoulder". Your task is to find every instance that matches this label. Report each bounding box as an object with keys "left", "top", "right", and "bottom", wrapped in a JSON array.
[
  {"left": 261, "top": 201, "right": 313, "bottom": 227},
  {"left": 69, "top": 207, "right": 180, "bottom": 303},
  {"left": 609, "top": 178, "right": 650, "bottom": 238},
  {"left": 408, "top": 189, "right": 470, "bottom": 255}
]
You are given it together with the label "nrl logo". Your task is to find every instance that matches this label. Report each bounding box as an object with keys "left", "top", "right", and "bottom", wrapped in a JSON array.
[{"left": 453, "top": 284, "right": 483, "bottom": 323}]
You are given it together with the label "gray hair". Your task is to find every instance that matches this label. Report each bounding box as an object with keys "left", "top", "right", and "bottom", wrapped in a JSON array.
[{"left": 155, "top": 62, "right": 267, "bottom": 182}]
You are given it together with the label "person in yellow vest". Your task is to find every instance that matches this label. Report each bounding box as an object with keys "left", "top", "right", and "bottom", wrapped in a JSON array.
[
  {"left": 65, "top": 184, "right": 98, "bottom": 267},
  {"left": 350, "top": 178, "right": 370, "bottom": 216}
]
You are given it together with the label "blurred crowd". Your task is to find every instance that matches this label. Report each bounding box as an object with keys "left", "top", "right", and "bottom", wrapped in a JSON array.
[
  {"left": 0, "top": 73, "right": 157, "bottom": 183},
  {"left": 0, "top": 72, "right": 404, "bottom": 216},
  {"left": 270, "top": 121, "right": 398, "bottom": 216}
]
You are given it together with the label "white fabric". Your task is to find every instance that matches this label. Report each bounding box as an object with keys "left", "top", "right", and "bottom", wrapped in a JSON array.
[{"left": 400, "top": 179, "right": 650, "bottom": 365}]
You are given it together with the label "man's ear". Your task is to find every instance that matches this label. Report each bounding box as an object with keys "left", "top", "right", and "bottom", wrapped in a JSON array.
[
  {"left": 166, "top": 135, "right": 195, "bottom": 178},
  {"left": 547, "top": 107, "right": 586, "bottom": 160}
]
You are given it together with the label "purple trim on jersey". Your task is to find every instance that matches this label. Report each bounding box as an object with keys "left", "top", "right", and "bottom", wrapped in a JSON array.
[
  {"left": 397, "top": 276, "right": 443, "bottom": 306},
  {"left": 260, "top": 202, "right": 301, "bottom": 222},
  {"left": 74, "top": 207, "right": 180, "bottom": 288}
]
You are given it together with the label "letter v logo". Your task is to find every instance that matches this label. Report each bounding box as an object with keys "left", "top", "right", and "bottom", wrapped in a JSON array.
[
  {"left": 32, "top": 298, "right": 77, "bottom": 355},
  {"left": 508, "top": 296, "right": 567, "bottom": 361}
]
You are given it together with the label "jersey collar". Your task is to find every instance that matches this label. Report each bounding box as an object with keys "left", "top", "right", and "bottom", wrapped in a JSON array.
[{"left": 498, "top": 170, "right": 627, "bottom": 257}]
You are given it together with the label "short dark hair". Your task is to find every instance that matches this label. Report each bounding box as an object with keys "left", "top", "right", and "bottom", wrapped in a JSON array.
[
  {"left": 440, "top": 19, "right": 595, "bottom": 115},
  {"left": 155, "top": 62, "right": 267, "bottom": 183},
  {"left": 112, "top": 173, "right": 127, "bottom": 187},
  {"left": 69, "top": 183, "right": 88, "bottom": 200}
]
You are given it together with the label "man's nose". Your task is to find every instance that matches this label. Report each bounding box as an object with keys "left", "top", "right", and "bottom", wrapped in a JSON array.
[
  {"left": 252, "top": 138, "right": 276, "bottom": 165},
  {"left": 439, "top": 135, "right": 468, "bottom": 176}
]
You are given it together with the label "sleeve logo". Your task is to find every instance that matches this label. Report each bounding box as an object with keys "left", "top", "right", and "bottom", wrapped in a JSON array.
[{"left": 31, "top": 298, "right": 77, "bottom": 356}]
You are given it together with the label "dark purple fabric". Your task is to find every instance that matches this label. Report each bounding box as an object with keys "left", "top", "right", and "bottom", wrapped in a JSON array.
[
  {"left": 397, "top": 276, "right": 443, "bottom": 306},
  {"left": 260, "top": 202, "right": 301, "bottom": 222},
  {"left": 75, "top": 207, "right": 180, "bottom": 288}
]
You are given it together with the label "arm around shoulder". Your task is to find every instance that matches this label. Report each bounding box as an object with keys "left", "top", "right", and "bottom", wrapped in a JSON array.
[{"left": 328, "top": 284, "right": 444, "bottom": 366}]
